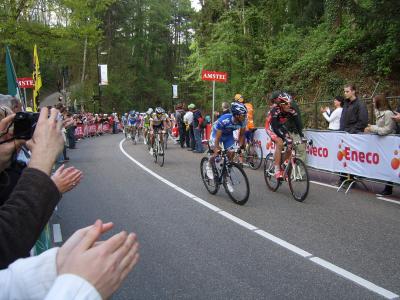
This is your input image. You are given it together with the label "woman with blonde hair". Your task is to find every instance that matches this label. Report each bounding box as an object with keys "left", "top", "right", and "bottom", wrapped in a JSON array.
[{"left": 364, "top": 93, "right": 396, "bottom": 195}]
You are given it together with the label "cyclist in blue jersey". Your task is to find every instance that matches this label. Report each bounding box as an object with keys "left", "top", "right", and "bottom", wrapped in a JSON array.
[
  {"left": 207, "top": 102, "right": 247, "bottom": 179},
  {"left": 210, "top": 102, "right": 247, "bottom": 157}
]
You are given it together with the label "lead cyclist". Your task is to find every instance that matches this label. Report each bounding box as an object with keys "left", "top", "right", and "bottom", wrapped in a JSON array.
[{"left": 207, "top": 102, "right": 248, "bottom": 179}]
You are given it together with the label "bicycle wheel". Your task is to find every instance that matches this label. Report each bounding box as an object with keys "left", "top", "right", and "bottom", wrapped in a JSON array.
[
  {"left": 263, "top": 153, "right": 281, "bottom": 192},
  {"left": 154, "top": 138, "right": 158, "bottom": 163},
  {"left": 146, "top": 133, "right": 151, "bottom": 150},
  {"left": 200, "top": 157, "right": 219, "bottom": 194},
  {"left": 164, "top": 133, "right": 168, "bottom": 149},
  {"left": 247, "top": 142, "right": 263, "bottom": 170},
  {"left": 157, "top": 136, "right": 165, "bottom": 167},
  {"left": 132, "top": 128, "right": 136, "bottom": 145},
  {"left": 223, "top": 162, "right": 250, "bottom": 205},
  {"left": 288, "top": 158, "right": 309, "bottom": 202}
]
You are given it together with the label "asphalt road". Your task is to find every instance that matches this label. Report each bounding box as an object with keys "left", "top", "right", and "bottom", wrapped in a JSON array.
[{"left": 57, "top": 133, "right": 400, "bottom": 299}]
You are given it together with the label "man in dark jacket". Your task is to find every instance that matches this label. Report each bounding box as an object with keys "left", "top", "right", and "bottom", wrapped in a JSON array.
[
  {"left": 192, "top": 104, "right": 204, "bottom": 153},
  {"left": 175, "top": 104, "right": 187, "bottom": 148},
  {"left": 340, "top": 84, "right": 368, "bottom": 133},
  {"left": 336, "top": 84, "right": 368, "bottom": 187}
]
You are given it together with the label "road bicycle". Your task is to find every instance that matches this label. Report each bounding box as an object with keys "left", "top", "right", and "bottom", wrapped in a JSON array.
[
  {"left": 200, "top": 142, "right": 250, "bottom": 205},
  {"left": 264, "top": 139, "right": 312, "bottom": 202},
  {"left": 131, "top": 126, "right": 141, "bottom": 145},
  {"left": 153, "top": 130, "right": 165, "bottom": 167},
  {"left": 233, "top": 129, "right": 263, "bottom": 170}
]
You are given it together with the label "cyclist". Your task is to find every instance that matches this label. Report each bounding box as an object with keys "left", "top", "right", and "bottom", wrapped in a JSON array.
[
  {"left": 132, "top": 111, "right": 143, "bottom": 141},
  {"left": 143, "top": 108, "right": 153, "bottom": 144},
  {"left": 121, "top": 113, "right": 128, "bottom": 137},
  {"left": 265, "top": 92, "right": 305, "bottom": 179},
  {"left": 207, "top": 102, "right": 248, "bottom": 179},
  {"left": 149, "top": 107, "right": 168, "bottom": 155}
]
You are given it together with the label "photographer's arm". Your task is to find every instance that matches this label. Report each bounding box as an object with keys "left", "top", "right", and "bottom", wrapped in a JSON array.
[{"left": 0, "top": 108, "right": 64, "bottom": 268}]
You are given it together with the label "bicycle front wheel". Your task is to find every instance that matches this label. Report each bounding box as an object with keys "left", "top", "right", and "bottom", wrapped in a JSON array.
[
  {"left": 223, "top": 162, "right": 250, "bottom": 205},
  {"left": 288, "top": 158, "right": 309, "bottom": 202},
  {"left": 200, "top": 157, "right": 219, "bottom": 194},
  {"left": 157, "top": 137, "right": 165, "bottom": 167},
  {"left": 263, "top": 153, "right": 281, "bottom": 192},
  {"left": 247, "top": 142, "right": 263, "bottom": 170}
]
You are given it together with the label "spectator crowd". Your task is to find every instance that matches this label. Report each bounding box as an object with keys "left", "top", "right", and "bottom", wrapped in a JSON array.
[{"left": 0, "top": 94, "right": 139, "bottom": 299}]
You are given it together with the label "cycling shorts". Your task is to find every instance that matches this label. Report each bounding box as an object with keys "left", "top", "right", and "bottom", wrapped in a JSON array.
[
  {"left": 265, "top": 127, "right": 290, "bottom": 144},
  {"left": 210, "top": 134, "right": 236, "bottom": 150},
  {"left": 244, "top": 130, "right": 254, "bottom": 143}
]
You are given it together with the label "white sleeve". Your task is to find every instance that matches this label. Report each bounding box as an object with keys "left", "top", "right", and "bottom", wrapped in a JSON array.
[
  {"left": 323, "top": 109, "right": 340, "bottom": 123},
  {"left": 0, "top": 247, "right": 59, "bottom": 300},
  {"left": 44, "top": 274, "right": 101, "bottom": 300}
]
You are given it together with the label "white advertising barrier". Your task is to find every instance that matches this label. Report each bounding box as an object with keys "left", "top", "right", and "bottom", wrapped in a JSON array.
[{"left": 253, "top": 129, "right": 400, "bottom": 183}]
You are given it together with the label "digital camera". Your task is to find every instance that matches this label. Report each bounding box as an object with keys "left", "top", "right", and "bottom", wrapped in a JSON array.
[{"left": 13, "top": 112, "right": 40, "bottom": 140}]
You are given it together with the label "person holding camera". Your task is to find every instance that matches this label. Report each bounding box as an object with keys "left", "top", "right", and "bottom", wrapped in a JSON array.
[{"left": 0, "top": 107, "right": 66, "bottom": 268}]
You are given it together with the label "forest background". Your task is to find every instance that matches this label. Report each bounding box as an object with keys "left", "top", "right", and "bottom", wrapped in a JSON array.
[{"left": 1, "top": 0, "right": 399, "bottom": 127}]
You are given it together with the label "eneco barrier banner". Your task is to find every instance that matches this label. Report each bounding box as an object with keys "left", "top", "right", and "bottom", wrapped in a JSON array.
[{"left": 253, "top": 129, "right": 400, "bottom": 183}]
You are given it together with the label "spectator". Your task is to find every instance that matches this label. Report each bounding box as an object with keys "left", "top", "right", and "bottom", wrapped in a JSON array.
[
  {"left": 340, "top": 84, "right": 368, "bottom": 133},
  {"left": 192, "top": 104, "right": 204, "bottom": 153},
  {"left": 184, "top": 104, "right": 195, "bottom": 151},
  {"left": 336, "top": 83, "right": 368, "bottom": 186},
  {"left": 0, "top": 94, "right": 22, "bottom": 113},
  {"left": 221, "top": 102, "right": 230, "bottom": 116},
  {"left": 64, "top": 112, "right": 77, "bottom": 149},
  {"left": 0, "top": 108, "right": 64, "bottom": 268},
  {"left": 364, "top": 94, "right": 396, "bottom": 196},
  {"left": 321, "top": 96, "right": 344, "bottom": 130},
  {"left": 175, "top": 104, "right": 187, "bottom": 148},
  {"left": 113, "top": 113, "right": 119, "bottom": 134},
  {"left": 392, "top": 102, "right": 400, "bottom": 128},
  {"left": 0, "top": 219, "right": 139, "bottom": 299}
]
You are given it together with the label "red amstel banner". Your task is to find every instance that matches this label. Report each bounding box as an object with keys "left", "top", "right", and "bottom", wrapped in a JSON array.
[
  {"left": 201, "top": 70, "right": 228, "bottom": 83},
  {"left": 17, "top": 77, "right": 34, "bottom": 88}
]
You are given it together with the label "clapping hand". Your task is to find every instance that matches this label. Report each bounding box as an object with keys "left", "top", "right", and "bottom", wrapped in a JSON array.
[{"left": 57, "top": 220, "right": 140, "bottom": 300}]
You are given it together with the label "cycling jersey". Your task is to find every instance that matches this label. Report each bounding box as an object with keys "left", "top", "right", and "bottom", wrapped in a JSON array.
[
  {"left": 150, "top": 113, "right": 167, "bottom": 127},
  {"left": 143, "top": 114, "right": 151, "bottom": 128},
  {"left": 211, "top": 113, "right": 247, "bottom": 149},
  {"left": 265, "top": 104, "right": 303, "bottom": 141},
  {"left": 121, "top": 116, "right": 128, "bottom": 126}
]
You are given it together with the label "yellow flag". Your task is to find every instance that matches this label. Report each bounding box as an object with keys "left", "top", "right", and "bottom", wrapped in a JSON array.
[{"left": 33, "top": 44, "right": 42, "bottom": 112}]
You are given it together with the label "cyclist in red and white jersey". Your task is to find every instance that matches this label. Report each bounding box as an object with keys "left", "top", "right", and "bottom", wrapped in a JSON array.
[{"left": 265, "top": 92, "right": 305, "bottom": 179}]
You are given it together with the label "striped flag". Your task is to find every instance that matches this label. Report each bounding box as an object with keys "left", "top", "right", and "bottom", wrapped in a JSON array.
[{"left": 32, "top": 44, "right": 42, "bottom": 112}]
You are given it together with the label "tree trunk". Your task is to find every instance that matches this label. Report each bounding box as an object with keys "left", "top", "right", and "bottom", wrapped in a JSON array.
[{"left": 81, "top": 37, "right": 88, "bottom": 83}]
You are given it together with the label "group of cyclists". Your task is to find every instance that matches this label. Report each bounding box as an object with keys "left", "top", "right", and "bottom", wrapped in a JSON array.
[
  {"left": 121, "top": 90, "right": 305, "bottom": 182},
  {"left": 207, "top": 91, "right": 305, "bottom": 180},
  {"left": 121, "top": 107, "right": 172, "bottom": 155}
]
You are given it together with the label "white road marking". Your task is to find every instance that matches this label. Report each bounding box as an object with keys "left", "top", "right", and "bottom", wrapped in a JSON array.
[
  {"left": 52, "top": 224, "right": 62, "bottom": 243},
  {"left": 218, "top": 211, "right": 258, "bottom": 230},
  {"left": 310, "top": 180, "right": 338, "bottom": 189},
  {"left": 310, "top": 257, "right": 399, "bottom": 300},
  {"left": 254, "top": 230, "right": 313, "bottom": 258},
  {"left": 119, "top": 139, "right": 399, "bottom": 299},
  {"left": 377, "top": 196, "right": 400, "bottom": 206}
]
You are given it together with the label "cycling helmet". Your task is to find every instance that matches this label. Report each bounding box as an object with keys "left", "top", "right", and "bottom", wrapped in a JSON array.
[
  {"left": 276, "top": 92, "right": 292, "bottom": 105},
  {"left": 146, "top": 108, "right": 153, "bottom": 115},
  {"left": 234, "top": 94, "right": 244, "bottom": 103},
  {"left": 155, "top": 107, "right": 165, "bottom": 114},
  {"left": 231, "top": 102, "right": 247, "bottom": 116}
]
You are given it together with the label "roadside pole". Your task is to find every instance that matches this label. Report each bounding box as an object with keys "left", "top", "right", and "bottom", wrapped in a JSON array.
[
  {"left": 201, "top": 70, "right": 228, "bottom": 124},
  {"left": 212, "top": 80, "right": 215, "bottom": 124}
]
